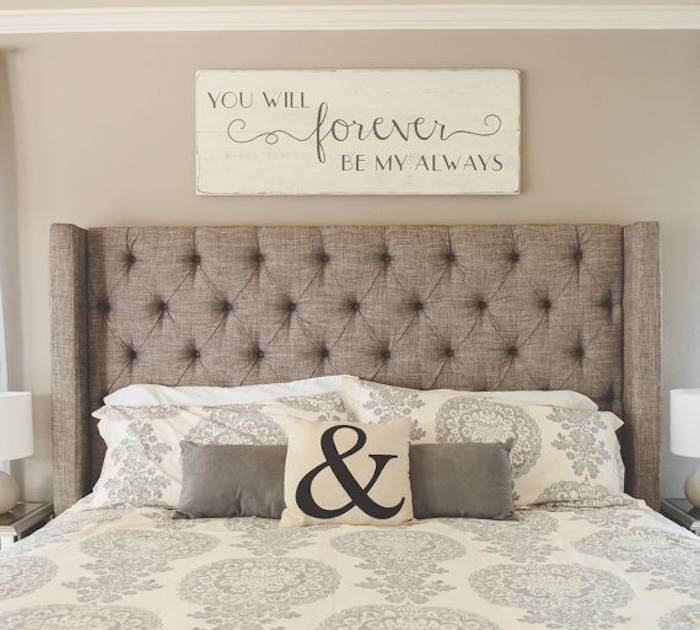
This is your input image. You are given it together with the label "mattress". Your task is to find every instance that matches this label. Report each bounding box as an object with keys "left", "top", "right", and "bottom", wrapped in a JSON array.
[{"left": 1, "top": 500, "right": 698, "bottom": 629}]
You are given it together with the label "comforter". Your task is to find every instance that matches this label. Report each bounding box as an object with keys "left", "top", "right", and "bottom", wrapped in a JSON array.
[{"left": 1, "top": 500, "right": 699, "bottom": 629}]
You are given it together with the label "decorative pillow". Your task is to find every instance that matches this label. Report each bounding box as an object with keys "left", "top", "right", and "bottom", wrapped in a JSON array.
[
  {"left": 103, "top": 374, "right": 351, "bottom": 406},
  {"left": 409, "top": 441, "right": 515, "bottom": 519},
  {"left": 280, "top": 417, "right": 414, "bottom": 527},
  {"left": 341, "top": 378, "right": 626, "bottom": 508},
  {"left": 174, "top": 441, "right": 286, "bottom": 519},
  {"left": 88, "top": 392, "right": 349, "bottom": 509}
]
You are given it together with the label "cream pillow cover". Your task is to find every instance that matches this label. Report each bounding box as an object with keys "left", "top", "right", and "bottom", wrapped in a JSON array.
[
  {"left": 341, "top": 377, "right": 627, "bottom": 508},
  {"left": 280, "top": 416, "right": 414, "bottom": 527}
]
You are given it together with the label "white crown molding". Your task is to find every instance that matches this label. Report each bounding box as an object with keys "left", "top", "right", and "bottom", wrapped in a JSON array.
[{"left": 0, "top": 5, "right": 699, "bottom": 34}]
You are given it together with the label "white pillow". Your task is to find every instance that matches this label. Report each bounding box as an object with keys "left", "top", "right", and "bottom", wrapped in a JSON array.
[
  {"left": 103, "top": 375, "right": 351, "bottom": 406},
  {"left": 103, "top": 374, "right": 597, "bottom": 410}
]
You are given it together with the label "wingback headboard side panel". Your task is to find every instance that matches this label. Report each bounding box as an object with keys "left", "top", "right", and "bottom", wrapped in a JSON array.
[
  {"left": 622, "top": 222, "right": 661, "bottom": 509},
  {"left": 50, "top": 223, "right": 90, "bottom": 515},
  {"left": 50, "top": 223, "right": 660, "bottom": 513}
]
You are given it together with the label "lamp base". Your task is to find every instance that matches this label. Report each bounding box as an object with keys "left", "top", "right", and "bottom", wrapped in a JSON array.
[
  {"left": 0, "top": 470, "right": 20, "bottom": 514},
  {"left": 684, "top": 466, "right": 700, "bottom": 509}
]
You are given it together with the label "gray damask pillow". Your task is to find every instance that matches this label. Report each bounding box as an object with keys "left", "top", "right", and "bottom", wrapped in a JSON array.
[
  {"left": 89, "top": 392, "right": 348, "bottom": 508},
  {"left": 342, "top": 377, "right": 627, "bottom": 508},
  {"left": 175, "top": 441, "right": 286, "bottom": 518},
  {"left": 410, "top": 441, "right": 515, "bottom": 519}
]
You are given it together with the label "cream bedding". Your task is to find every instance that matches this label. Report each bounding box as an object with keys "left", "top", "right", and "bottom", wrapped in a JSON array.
[{"left": 1, "top": 500, "right": 699, "bottom": 629}]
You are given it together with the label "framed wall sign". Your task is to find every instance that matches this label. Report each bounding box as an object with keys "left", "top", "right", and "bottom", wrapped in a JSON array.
[{"left": 196, "top": 69, "right": 520, "bottom": 195}]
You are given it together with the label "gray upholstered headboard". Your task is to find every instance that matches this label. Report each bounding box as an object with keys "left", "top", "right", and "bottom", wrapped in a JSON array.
[{"left": 50, "top": 223, "right": 660, "bottom": 514}]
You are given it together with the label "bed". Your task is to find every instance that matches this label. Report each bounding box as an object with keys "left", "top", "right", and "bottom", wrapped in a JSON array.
[{"left": 2, "top": 222, "right": 699, "bottom": 629}]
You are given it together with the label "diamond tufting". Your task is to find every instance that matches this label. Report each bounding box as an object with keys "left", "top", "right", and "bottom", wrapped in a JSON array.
[{"left": 84, "top": 225, "right": 624, "bottom": 416}]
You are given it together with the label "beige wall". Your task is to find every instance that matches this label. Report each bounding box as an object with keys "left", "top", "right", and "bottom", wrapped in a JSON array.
[{"left": 0, "top": 28, "right": 698, "bottom": 503}]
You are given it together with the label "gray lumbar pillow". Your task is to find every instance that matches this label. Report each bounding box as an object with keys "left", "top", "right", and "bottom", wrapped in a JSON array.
[
  {"left": 175, "top": 441, "right": 287, "bottom": 519},
  {"left": 409, "top": 440, "right": 515, "bottom": 520}
]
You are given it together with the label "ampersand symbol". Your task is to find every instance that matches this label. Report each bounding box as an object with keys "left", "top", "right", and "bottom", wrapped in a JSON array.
[{"left": 295, "top": 424, "right": 405, "bottom": 520}]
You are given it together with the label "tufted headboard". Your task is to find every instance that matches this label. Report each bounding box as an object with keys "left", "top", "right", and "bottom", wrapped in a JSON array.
[{"left": 50, "top": 223, "right": 660, "bottom": 515}]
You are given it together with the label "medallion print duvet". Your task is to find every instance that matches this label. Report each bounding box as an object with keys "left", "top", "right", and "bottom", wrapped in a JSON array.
[{"left": 1, "top": 499, "right": 699, "bottom": 629}]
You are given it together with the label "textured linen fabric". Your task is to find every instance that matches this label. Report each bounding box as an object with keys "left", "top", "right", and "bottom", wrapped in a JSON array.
[
  {"left": 409, "top": 441, "right": 515, "bottom": 519},
  {"left": 50, "top": 223, "right": 661, "bottom": 513},
  {"left": 1, "top": 501, "right": 699, "bottom": 629},
  {"left": 175, "top": 441, "right": 287, "bottom": 519},
  {"left": 280, "top": 416, "right": 414, "bottom": 527}
]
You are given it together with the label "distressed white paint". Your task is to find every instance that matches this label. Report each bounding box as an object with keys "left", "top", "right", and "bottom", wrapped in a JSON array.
[{"left": 196, "top": 69, "right": 520, "bottom": 195}]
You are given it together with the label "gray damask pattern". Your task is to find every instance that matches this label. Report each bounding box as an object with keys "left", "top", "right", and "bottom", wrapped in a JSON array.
[
  {"left": 575, "top": 527, "right": 700, "bottom": 596},
  {"left": 470, "top": 563, "right": 634, "bottom": 629},
  {"left": 179, "top": 558, "right": 340, "bottom": 630},
  {"left": 659, "top": 604, "right": 700, "bottom": 630},
  {"left": 445, "top": 511, "right": 559, "bottom": 563},
  {"left": 278, "top": 392, "right": 348, "bottom": 422},
  {"left": 0, "top": 604, "right": 162, "bottom": 629},
  {"left": 535, "top": 481, "right": 624, "bottom": 507},
  {"left": 224, "top": 517, "right": 321, "bottom": 556},
  {"left": 185, "top": 404, "right": 288, "bottom": 445},
  {"left": 0, "top": 557, "right": 57, "bottom": 600},
  {"left": 330, "top": 528, "right": 465, "bottom": 603},
  {"left": 316, "top": 604, "right": 503, "bottom": 630},
  {"left": 435, "top": 396, "right": 541, "bottom": 479},
  {"left": 546, "top": 406, "right": 613, "bottom": 478},
  {"left": 361, "top": 381, "right": 426, "bottom": 421},
  {"left": 62, "top": 529, "right": 217, "bottom": 603}
]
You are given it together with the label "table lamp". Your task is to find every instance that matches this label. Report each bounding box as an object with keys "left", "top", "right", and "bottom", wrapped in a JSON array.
[
  {"left": 670, "top": 388, "right": 700, "bottom": 508},
  {"left": 0, "top": 392, "right": 34, "bottom": 514}
]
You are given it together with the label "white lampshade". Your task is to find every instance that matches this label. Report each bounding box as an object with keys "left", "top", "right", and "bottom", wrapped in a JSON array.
[
  {"left": 0, "top": 391, "right": 34, "bottom": 461},
  {"left": 670, "top": 388, "right": 700, "bottom": 459}
]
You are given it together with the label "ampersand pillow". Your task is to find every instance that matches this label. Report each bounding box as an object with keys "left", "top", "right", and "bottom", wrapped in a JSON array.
[{"left": 280, "top": 417, "right": 414, "bottom": 527}]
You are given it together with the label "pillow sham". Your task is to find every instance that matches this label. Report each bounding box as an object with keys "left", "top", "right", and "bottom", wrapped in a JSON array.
[
  {"left": 88, "top": 392, "right": 349, "bottom": 509},
  {"left": 409, "top": 441, "right": 515, "bottom": 519},
  {"left": 280, "top": 416, "right": 414, "bottom": 527},
  {"left": 341, "top": 378, "right": 626, "bottom": 508},
  {"left": 103, "top": 374, "right": 350, "bottom": 406},
  {"left": 175, "top": 441, "right": 286, "bottom": 519}
]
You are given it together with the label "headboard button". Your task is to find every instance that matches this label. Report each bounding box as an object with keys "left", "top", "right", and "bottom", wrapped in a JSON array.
[
  {"left": 541, "top": 298, "right": 552, "bottom": 312},
  {"left": 476, "top": 299, "right": 488, "bottom": 311},
  {"left": 509, "top": 250, "right": 520, "bottom": 263},
  {"left": 349, "top": 299, "right": 361, "bottom": 312},
  {"left": 318, "top": 251, "right": 330, "bottom": 264},
  {"left": 126, "top": 348, "right": 138, "bottom": 362},
  {"left": 413, "top": 300, "right": 424, "bottom": 312},
  {"left": 444, "top": 347, "right": 455, "bottom": 358},
  {"left": 221, "top": 300, "right": 233, "bottom": 313},
  {"left": 320, "top": 347, "right": 330, "bottom": 359},
  {"left": 191, "top": 253, "right": 201, "bottom": 266},
  {"left": 573, "top": 248, "right": 584, "bottom": 262},
  {"left": 96, "top": 298, "right": 111, "bottom": 316},
  {"left": 253, "top": 250, "right": 265, "bottom": 264},
  {"left": 286, "top": 302, "right": 297, "bottom": 313},
  {"left": 254, "top": 348, "right": 265, "bottom": 360},
  {"left": 381, "top": 349, "right": 392, "bottom": 360},
  {"left": 190, "top": 348, "right": 201, "bottom": 360},
  {"left": 445, "top": 251, "right": 456, "bottom": 263},
  {"left": 381, "top": 252, "right": 392, "bottom": 265},
  {"left": 506, "top": 345, "right": 519, "bottom": 358}
]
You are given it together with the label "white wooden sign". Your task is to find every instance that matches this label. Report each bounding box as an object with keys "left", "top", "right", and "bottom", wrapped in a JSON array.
[{"left": 196, "top": 70, "right": 520, "bottom": 195}]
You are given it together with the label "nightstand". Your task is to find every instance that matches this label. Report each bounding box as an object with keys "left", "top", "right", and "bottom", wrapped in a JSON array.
[
  {"left": 660, "top": 498, "right": 700, "bottom": 535},
  {"left": 0, "top": 502, "right": 54, "bottom": 550}
]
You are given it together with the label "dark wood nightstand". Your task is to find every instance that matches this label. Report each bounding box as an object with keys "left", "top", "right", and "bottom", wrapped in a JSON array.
[
  {"left": 0, "top": 502, "right": 54, "bottom": 550},
  {"left": 661, "top": 498, "right": 700, "bottom": 535}
]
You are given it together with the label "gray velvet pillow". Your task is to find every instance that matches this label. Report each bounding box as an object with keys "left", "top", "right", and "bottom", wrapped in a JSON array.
[
  {"left": 409, "top": 441, "right": 515, "bottom": 520},
  {"left": 174, "top": 441, "right": 286, "bottom": 519}
]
